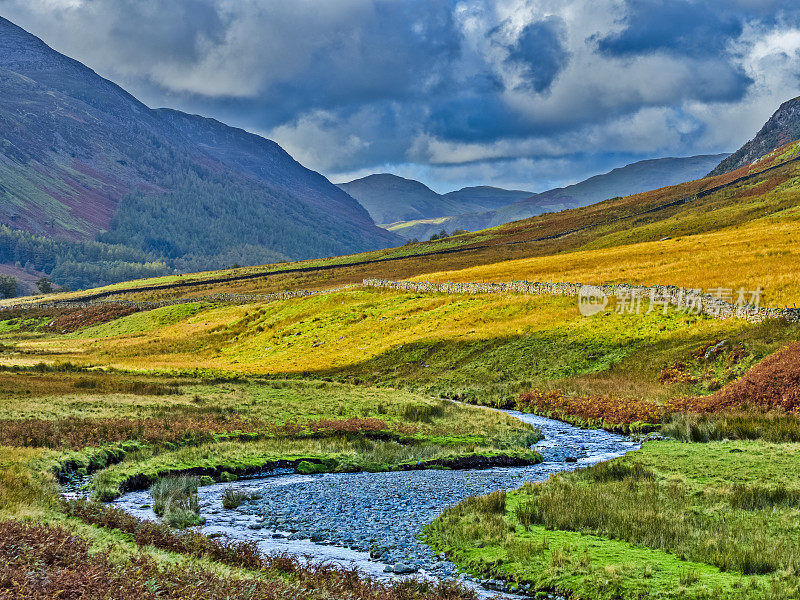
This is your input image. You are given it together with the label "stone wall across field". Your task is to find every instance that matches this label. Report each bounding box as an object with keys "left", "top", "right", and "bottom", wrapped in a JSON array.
[
  {"left": 4, "top": 279, "right": 799, "bottom": 325},
  {"left": 0, "top": 285, "right": 358, "bottom": 312},
  {"left": 362, "top": 278, "right": 800, "bottom": 324}
]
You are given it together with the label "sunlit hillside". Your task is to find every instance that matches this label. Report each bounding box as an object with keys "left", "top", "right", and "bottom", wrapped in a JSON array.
[{"left": 6, "top": 139, "right": 798, "bottom": 307}]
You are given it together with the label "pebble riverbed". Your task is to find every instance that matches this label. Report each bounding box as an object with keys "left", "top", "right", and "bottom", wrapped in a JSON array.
[{"left": 109, "top": 409, "right": 639, "bottom": 597}]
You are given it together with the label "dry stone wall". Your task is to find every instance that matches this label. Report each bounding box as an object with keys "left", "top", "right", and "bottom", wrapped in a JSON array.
[
  {"left": 362, "top": 278, "right": 800, "bottom": 324},
  {"left": 0, "top": 285, "right": 357, "bottom": 312},
  {"left": 4, "top": 279, "right": 798, "bottom": 325}
]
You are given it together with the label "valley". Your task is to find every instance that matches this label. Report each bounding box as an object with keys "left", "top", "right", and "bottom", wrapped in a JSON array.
[{"left": 2, "top": 7, "right": 800, "bottom": 600}]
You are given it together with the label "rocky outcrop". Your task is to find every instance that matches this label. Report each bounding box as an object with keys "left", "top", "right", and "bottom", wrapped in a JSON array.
[{"left": 710, "top": 96, "right": 800, "bottom": 175}]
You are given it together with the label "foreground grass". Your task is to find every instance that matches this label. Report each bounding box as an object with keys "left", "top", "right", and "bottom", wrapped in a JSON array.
[
  {"left": 0, "top": 492, "right": 477, "bottom": 600},
  {"left": 426, "top": 440, "right": 800, "bottom": 599},
  {"left": 0, "top": 372, "right": 532, "bottom": 597}
]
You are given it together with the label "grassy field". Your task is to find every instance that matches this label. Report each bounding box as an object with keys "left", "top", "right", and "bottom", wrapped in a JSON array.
[
  {"left": 426, "top": 440, "right": 800, "bottom": 599},
  {"left": 5, "top": 289, "right": 798, "bottom": 412},
  {"left": 0, "top": 370, "right": 541, "bottom": 499}
]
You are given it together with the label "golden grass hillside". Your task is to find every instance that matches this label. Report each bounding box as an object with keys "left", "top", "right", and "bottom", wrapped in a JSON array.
[
  {"left": 5, "top": 288, "right": 797, "bottom": 412},
  {"left": 411, "top": 209, "right": 800, "bottom": 307}
]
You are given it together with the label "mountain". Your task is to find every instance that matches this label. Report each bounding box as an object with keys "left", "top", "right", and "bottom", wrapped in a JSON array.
[
  {"left": 709, "top": 96, "right": 800, "bottom": 176},
  {"left": 0, "top": 16, "right": 399, "bottom": 291},
  {"left": 337, "top": 174, "right": 530, "bottom": 225},
  {"left": 442, "top": 186, "right": 533, "bottom": 211},
  {"left": 393, "top": 154, "right": 729, "bottom": 240}
]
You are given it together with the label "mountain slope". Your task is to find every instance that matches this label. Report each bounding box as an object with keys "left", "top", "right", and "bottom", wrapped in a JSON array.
[
  {"left": 397, "top": 154, "right": 729, "bottom": 240},
  {"left": 0, "top": 16, "right": 399, "bottom": 289},
  {"left": 443, "top": 186, "right": 532, "bottom": 211},
  {"left": 337, "top": 174, "right": 530, "bottom": 225},
  {"left": 17, "top": 134, "right": 800, "bottom": 308},
  {"left": 710, "top": 96, "right": 800, "bottom": 176}
]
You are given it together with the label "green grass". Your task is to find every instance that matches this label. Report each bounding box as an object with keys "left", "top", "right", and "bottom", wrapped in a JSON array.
[
  {"left": 426, "top": 440, "right": 800, "bottom": 599},
  {"left": 72, "top": 303, "right": 204, "bottom": 338},
  {"left": 663, "top": 411, "right": 800, "bottom": 443},
  {"left": 0, "top": 376, "right": 536, "bottom": 440}
]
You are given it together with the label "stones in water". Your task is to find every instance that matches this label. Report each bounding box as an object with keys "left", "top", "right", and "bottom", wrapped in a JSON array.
[{"left": 388, "top": 562, "right": 417, "bottom": 574}]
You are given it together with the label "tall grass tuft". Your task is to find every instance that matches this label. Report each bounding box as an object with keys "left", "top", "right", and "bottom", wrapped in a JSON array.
[
  {"left": 663, "top": 410, "right": 800, "bottom": 443},
  {"left": 150, "top": 475, "right": 203, "bottom": 528},
  {"left": 221, "top": 488, "right": 259, "bottom": 509}
]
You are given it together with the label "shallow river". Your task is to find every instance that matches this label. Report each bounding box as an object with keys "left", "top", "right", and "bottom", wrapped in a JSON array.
[{"left": 110, "top": 409, "right": 639, "bottom": 598}]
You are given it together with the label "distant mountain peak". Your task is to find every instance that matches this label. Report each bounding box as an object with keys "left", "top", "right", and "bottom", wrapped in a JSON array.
[
  {"left": 338, "top": 174, "right": 529, "bottom": 225},
  {"left": 709, "top": 96, "right": 800, "bottom": 176},
  {"left": 386, "top": 154, "right": 729, "bottom": 240}
]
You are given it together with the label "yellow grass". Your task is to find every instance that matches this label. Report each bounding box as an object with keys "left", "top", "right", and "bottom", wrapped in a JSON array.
[
  {"left": 0, "top": 445, "right": 58, "bottom": 516},
  {"left": 409, "top": 212, "right": 800, "bottom": 307},
  {"left": 9, "top": 291, "right": 576, "bottom": 372},
  {"left": 4, "top": 289, "right": 750, "bottom": 388}
]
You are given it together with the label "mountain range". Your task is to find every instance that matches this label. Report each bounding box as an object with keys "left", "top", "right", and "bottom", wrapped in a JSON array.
[
  {"left": 360, "top": 154, "right": 728, "bottom": 240},
  {"left": 2, "top": 14, "right": 799, "bottom": 293},
  {"left": 0, "top": 16, "right": 399, "bottom": 290},
  {"left": 337, "top": 174, "right": 531, "bottom": 225}
]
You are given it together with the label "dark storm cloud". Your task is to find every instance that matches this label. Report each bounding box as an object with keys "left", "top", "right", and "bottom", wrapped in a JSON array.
[
  {"left": 1, "top": 0, "right": 799, "bottom": 191},
  {"left": 506, "top": 17, "right": 570, "bottom": 93},
  {"left": 594, "top": 0, "right": 753, "bottom": 102},
  {"left": 596, "top": 0, "right": 743, "bottom": 56}
]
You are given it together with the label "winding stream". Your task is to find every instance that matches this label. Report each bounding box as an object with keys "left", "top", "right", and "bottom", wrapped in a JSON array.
[{"left": 108, "top": 409, "right": 639, "bottom": 598}]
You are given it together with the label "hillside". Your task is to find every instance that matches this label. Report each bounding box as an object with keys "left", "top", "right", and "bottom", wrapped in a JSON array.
[
  {"left": 398, "top": 154, "right": 729, "bottom": 240},
  {"left": 337, "top": 173, "right": 530, "bottom": 226},
  {"left": 710, "top": 96, "right": 800, "bottom": 175},
  {"left": 11, "top": 135, "right": 798, "bottom": 308},
  {"left": 0, "top": 16, "right": 399, "bottom": 291},
  {"left": 442, "top": 186, "right": 532, "bottom": 210}
]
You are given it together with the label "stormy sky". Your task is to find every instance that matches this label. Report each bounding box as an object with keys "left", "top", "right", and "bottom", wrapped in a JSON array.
[{"left": 2, "top": 0, "right": 800, "bottom": 192}]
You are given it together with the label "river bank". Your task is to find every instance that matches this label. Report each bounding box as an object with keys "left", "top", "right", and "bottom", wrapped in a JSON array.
[{"left": 108, "top": 410, "right": 638, "bottom": 597}]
